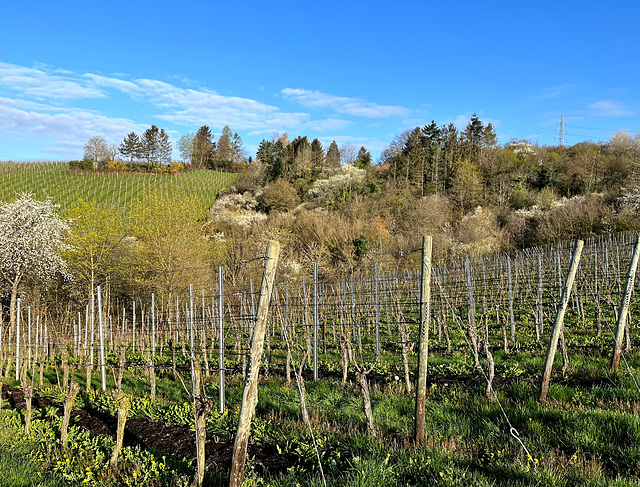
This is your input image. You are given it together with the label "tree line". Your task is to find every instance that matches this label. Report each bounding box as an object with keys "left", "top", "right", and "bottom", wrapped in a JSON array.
[
  {"left": 82, "top": 124, "right": 249, "bottom": 172},
  {"left": 178, "top": 125, "right": 247, "bottom": 170},
  {"left": 83, "top": 125, "right": 172, "bottom": 170}
]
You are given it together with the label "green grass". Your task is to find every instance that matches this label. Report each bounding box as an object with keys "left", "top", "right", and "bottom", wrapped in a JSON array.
[
  {"left": 0, "top": 421, "right": 62, "bottom": 487},
  {"left": 0, "top": 451, "right": 61, "bottom": 487},
  {"left": 6, "top": 323, "right": 640, "bottom": 486},
  {"left": 0, "top": 161, "right": 236, "bottom": 219}
]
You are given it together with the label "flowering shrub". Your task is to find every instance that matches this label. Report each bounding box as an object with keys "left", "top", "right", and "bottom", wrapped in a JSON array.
[{"left": 307, "top": 164, "right": 367, "bottom": 206}]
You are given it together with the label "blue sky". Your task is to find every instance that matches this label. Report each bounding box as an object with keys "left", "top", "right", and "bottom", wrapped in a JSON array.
[{"left": 1, "top": 0, "right": 639, "bottom": 161}]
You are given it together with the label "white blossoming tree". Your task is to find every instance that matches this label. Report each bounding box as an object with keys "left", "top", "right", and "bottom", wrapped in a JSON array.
[{"left": 0, "top": 193, "right": 70, "bottom": 334}]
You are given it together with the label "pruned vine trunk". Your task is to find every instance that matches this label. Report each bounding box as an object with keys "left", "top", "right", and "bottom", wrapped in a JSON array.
[
  {"left": 110, "top": 390, "right": 130, "bottom": 466},
  {"left": 61, "top": 382, "right": 80, "bottom": 445}
]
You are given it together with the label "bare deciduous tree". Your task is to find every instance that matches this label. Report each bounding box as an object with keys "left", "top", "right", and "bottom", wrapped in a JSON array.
[{"left": 83, "top": 136, "right": 110, "bottom": 169}]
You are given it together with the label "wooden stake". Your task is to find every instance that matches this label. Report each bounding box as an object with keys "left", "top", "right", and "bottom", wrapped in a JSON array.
[
  {"left": 539, "top": 239, "right": 583, "bottom": 403},
  {"left": 611, "top": 235, "right": 640, "bottom": 370},
  {"left": 414, "top": 236, "right": 432, "bottom": 444},
  {"left": 229, "top": 240, "right": 280, "bottom": 487}
]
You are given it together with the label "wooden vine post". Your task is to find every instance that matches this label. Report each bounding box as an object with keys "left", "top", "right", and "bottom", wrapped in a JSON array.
[
  {"left": 611, "top": 234, "right": 640, "bottom": 371},
  {"left": 414, "top": 236, "right": 432, "bottom": 444},
  {"left": 229, "top": 240, "right": 280, "bottom": 487},
  {"left": 539, "top": 239, "right": 583, "bottom": 403}
]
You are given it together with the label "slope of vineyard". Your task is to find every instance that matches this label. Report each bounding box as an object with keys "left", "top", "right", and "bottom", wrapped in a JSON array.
[{"left": 0, "top": 161, "right": 237, "bottom": 218}]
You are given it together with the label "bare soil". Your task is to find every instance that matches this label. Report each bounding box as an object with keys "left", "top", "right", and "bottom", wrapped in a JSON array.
[{"left": 1, "top": 384, "right": 293, "bottom": 478}]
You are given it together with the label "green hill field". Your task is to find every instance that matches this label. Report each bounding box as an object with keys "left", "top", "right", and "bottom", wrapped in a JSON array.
[{"left": 0, "top": 161, "right": 236, "bottom": 218}]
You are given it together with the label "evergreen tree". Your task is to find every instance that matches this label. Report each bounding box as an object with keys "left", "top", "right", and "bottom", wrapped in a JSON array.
[
  {"left": 402, "top": 127, "right": 425, "bottom": 189},
  {"left": 422, "top": 121, "right": 443, "bottom": 192},
  {"left": 216, "top": 125, "right": 234, "bottom": 167},
  {"left": 326, "top": 140, "right": 341, "bottom": 169},
  {"left": 292, "top": 136, "right": 311, "bottom": 178},
  {"left": 158, "top": 128, "right": 172, "bottom": 164},
  {"left": 118, "top": 132, "right": 142, "bottom": 165},
  {"left": 310, "top": 138, "right": 325, "bottom": 175},
  {"left": 441, "top": 123, "right": 461, "bottom": 189},
  {"left": 354, "top": 146, "right": 372, "bottom": 169},
  {"left": 141, "top": 125, "right": 160, "bottom": 167},
  {"left": 281, "top": 141, "right": 295, "bottom": 180},
  {"left": 231, "top": 132, "right": 246, "bottom": 164},
  {"left": 257, "top": 139, "right": 285, "bottom": 181},
  {"left": 192, "top": 125, "right": 216, "bottom": 169},
  {"left": 483, "top": 123, "right": 497, "bottom": 147},
  {"left": 463, "top": 113, "right": 484, "bottom": 164}
]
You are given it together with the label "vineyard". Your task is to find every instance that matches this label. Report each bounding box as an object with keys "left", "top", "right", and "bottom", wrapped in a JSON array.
[
  {"left": 0, "top": 161, "right": 237, "bottom": 220},
  {"left": 2, "top": 227, "right": 640, "bottom": 486}
]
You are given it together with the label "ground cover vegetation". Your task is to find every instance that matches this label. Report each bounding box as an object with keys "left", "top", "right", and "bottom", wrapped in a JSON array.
[
  {"left": 1, "top": 117, "right": 640, "bottom": 485},
  {"left": 0, "top": 231, "right": 639, "bottom": 485}
]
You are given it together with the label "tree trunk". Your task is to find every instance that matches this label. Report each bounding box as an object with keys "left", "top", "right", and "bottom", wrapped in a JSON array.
[
  {"left": 356, "top": 369, "right": 375, "bottom": 436},
  {"left": 116, "top": 348, "right": 125, "bottom": 391},
  {"left": 110, "top": 390, "right": 130, "bottom": 466},
  {"left": 62, "top": 349, "right": 69, "bottom": 390},
  {"left": 21, "top": 378, "right": 33, "bottom": 435},
  {"left": 61, "top": 382, "right": 80, "bottom": 445},
  {"left": 191, "top": 361, "right": 211, "bottom": 487},
  {"left": 9, "top": 276, "right": 21, "bottom": 343}
]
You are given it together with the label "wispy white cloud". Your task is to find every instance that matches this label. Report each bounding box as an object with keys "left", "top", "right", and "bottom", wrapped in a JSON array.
[
  {"left": 0, "top": 62, "right": 403, "bottom": 159},
  {"left": 0, "top": 63, "right": 319, "bottom": 157},
  {"left": 0, "top": 63, "right": 313, "bottom": 134},
  {"left": 142, "top": 81, "right": 309, "bottom": 131},
  {"left": 0, "top": 97, "right": 145, "bottom": 157},
  {"left": 588, "top": 99, "right": 634, "bottom": 117},
  {"left": 281, "top": 88, "right": 411, "bottom": 118},
  {"left": 83, "top": 73, "right": 143, "bottom": 96},
  {"left": 0, "top": 62, "right": 104, "bottom": 100},
  {"left": 69, "top": 77, "right": 309, "bottom": 132}
]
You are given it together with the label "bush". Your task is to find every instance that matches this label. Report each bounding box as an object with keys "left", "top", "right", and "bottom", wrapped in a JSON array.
[
  {"left": 68, "top": 160, "right": 92, "bottom": 171},
  {"left": 534, "top": 194, "right": 615, "bottom": 244},
  {"left": 453, "top": 206, "right": 504, "bottom": 256},
  {"left": 261, "top": 179, "right": 299, "bottom": 214},
  {"left": 234, "top": 160, "right": 266, "bottom": 193},
  {"left": 353, "top": 234, "right": 370, "bottom": 260}
]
